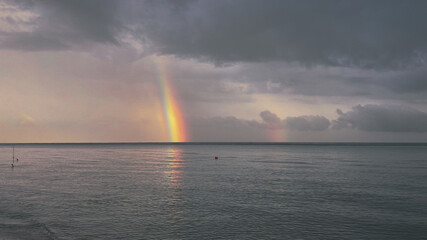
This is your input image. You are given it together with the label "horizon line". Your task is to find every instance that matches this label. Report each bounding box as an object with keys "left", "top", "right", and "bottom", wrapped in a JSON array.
[{"left": 1, "top": 142, "right": 427, "bottom": 145}]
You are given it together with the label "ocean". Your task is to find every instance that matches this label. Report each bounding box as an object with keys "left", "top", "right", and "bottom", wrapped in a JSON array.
[{"left": 0, "top": 143, "right": 426, "bottom": 239}]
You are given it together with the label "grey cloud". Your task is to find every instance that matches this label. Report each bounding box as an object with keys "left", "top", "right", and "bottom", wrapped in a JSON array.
[
  {"left": 191, "top": 110, "right": 331, "bottom": 137},
  {"left": 259, "top": 111, "right": 282, "bottom": 129},
  {"left": 137, "top": 0, "right": 427, "bottom": 68},
  {"left": 259, "top": 111, "right": 331, "bottom": 131},
  {"left": 1, "top": 0, "right": 121, "bottom": 51},
  {"left": 285, "top": 115, "right": 331, "bottom": 131},
  {"left": 332, "top": 104, "right": 427, "bottom": 132},
  {"left": 382, "top": 68, "right": 427, "bottom": 94},
  {"left": 0, "top": 31, "right": 68, "bottom": 50},
  {"left": 227, "top": 63, "right": 378, "bottom": 97},
  {"left": 185, "top": 62, "right": 427, "bottom": 102},
  {"left": 3, "top": 0, "right": 427, "bottom": 69}
]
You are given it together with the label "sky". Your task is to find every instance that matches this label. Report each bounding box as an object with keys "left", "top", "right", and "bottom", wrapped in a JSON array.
[{"left": 1, "top": 0, "right": 427, "bottom": 142}]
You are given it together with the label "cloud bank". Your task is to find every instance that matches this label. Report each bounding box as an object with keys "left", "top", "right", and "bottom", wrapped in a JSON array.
[
  {"left": 333, "top": 104, "right": 427, "bottom": 132},
  {"left": 285, "top": 115, "right": 331, "bottom": 131},
  {"left": 191, "top": 104, "right": 427, "bottom": 141}
]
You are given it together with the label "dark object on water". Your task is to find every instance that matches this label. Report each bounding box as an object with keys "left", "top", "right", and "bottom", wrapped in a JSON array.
[
  {"left": 215, "top": 156, "right": 218, "bottom": 160},
  {"left": 11, "top": 145, "right": 18, "bottom": 167},
  {"left": 12, "top": 145, "right": 15, "bottom": 166}
]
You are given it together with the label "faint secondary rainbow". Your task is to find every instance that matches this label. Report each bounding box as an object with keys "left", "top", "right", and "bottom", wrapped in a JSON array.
[{"left": 154, "top": 56, "right": 188, "bottom": 142}]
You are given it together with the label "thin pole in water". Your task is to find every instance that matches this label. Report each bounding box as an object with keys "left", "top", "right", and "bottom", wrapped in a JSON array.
[{"left": 11, "top": 145, "right": 14, "bottom": 168}]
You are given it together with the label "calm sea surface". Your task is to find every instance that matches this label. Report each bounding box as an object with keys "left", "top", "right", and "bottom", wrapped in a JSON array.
[{"left": 0, "top": 143, "right": 426, "bottom": 239}]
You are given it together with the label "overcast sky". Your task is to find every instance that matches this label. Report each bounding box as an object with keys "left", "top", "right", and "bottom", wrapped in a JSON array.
[{"left": 1, "top": 0, "right": 427, "bottom": 142}]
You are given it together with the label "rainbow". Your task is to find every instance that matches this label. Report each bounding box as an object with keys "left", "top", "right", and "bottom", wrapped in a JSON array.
[{"left": 154, "top": 56, "right": 188, "bottom": 142}]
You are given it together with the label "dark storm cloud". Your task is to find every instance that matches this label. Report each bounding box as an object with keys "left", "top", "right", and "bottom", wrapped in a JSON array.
[
  {"left": 332, "top": 104, "right": 427, "bottom": 132},
  {"left": 137, "top": 0, "right": 427, "bottom": 68},
  {"left": 3, "top": 0, "right": 427, "bottom": 68}
]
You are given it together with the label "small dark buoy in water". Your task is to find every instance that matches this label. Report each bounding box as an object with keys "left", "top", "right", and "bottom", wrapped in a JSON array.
[{"left": 215, "top": 156, "right": 218, "bottom": 160}]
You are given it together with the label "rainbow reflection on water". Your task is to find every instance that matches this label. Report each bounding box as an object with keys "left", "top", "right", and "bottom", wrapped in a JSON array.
[{"left": 165, "top": 147, "right": 184, "bottom": 189}]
